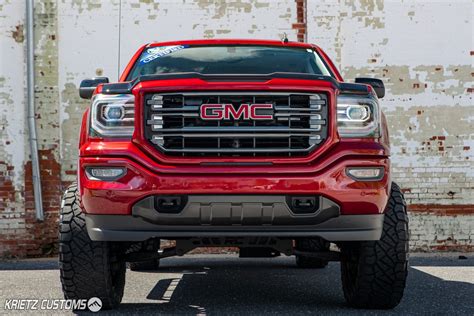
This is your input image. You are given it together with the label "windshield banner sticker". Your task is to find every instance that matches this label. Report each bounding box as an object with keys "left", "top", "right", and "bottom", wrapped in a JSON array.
[{"left": 140, "top": 45, "right": 188, "bottom": 64}]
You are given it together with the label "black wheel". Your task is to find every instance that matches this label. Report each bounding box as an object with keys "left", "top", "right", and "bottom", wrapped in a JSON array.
[
  {"left": 295, "top": 237, "right": 330, "bottom": 268},
  {"left": 340, "top": 182, "right": 409, "bottom": 309},
  {"left": 59, "top": 184, "right": 126, "bottom": 310}
]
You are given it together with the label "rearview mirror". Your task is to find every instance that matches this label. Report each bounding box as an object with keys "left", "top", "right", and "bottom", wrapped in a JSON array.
[
  {"left": 79, "top": 77, "right": 109, "bottom": 99},
  {"left": 355, "top": 77, "right": 385, "bottom": 99}
]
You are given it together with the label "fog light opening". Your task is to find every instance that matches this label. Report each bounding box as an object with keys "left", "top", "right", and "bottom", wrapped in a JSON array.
[
  {"left": 86, "top": 167, "right": 126, "bottom": 181},
  {"left": 154, "top": 195, "right": 188, "bottom": 214},
  {"left": 346, "top": 167, "right": 384, "bottom": 181},
  {"left": 286, "top": 196, "right": 319, "bottom": 215}
]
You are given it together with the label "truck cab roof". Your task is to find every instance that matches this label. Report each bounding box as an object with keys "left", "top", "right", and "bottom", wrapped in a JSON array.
[{"left": 146, "top": 38, "right": 316, "bottom": 49}]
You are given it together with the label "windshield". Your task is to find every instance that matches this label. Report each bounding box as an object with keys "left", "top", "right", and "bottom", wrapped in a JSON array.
[{"left": 126, "top": 45, "right": 332, "bottom": 80}]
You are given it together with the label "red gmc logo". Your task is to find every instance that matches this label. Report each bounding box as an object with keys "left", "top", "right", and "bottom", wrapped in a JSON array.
[{"left": 200, "top": 104, "right": 273, "bottom": 120}]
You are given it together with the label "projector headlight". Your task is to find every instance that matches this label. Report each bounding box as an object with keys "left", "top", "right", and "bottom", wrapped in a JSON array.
[
  {"left": 337, "top": 94, "right": 380, "bottom": 137},
  {"left": 90, "top": 94, "right": 135, "bottom": 137}
]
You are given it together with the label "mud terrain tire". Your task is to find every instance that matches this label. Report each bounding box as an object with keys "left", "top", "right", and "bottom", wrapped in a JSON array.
[
  {"left": 341, "top": 182, "right": 409, "bottom": 309},
  {"left": 59, "top": 184, "right": 126, "bottom": 310}
]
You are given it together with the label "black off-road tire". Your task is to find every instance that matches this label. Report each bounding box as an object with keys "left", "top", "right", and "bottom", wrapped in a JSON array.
[
  {"left": 295, "top": 238, "right": 330, "bottom": 268},
  {"left": 340, "top": 182, "right": 409, "bottom": 309},
  {"left": 59, "top": 184, "right": 126, "bottom": 310}
]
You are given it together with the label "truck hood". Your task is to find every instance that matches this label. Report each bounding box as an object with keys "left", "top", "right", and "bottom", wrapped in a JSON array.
[{"left": 99, "top": 72, "right": 370, "bottom": 96}]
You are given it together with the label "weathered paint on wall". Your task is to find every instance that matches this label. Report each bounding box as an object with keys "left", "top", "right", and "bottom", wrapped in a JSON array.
[
  {"left": 0, "top": 0, "right": 472, "bottom": 257},
  {"left": 0, "top": 0, "right": 29, "bottom": 255},
  {"left": 58, "top": 0, "right": 121, "bottom": 183},
  {"left": 307, "top": 0, "right": 473, "bottom": 206}
]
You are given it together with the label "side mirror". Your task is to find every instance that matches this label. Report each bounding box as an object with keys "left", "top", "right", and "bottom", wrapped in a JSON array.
[
  {"left": 355, "top": 77, "right": 385, "bottom": 99},
  {"left": 79, "top": 77, "right": 109, "bottom": 99}
]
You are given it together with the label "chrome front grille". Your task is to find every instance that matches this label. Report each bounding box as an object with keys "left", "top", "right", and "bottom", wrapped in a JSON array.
[{"left": 144, "top": 92, "right": 328, "bottom": 157}]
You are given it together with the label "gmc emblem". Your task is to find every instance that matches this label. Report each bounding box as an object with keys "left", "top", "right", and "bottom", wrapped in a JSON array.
[{"left": 200, "top": 103, "right": 273, "bottom": 120}]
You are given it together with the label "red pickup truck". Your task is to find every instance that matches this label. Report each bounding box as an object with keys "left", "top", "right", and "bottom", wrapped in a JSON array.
[{"left": 59, "top": 39, "right": 408, "bottom": 310}]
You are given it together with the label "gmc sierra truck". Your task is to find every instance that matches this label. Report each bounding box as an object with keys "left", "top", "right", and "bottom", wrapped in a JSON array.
[{"left": 59, "top": 39, "right": 408, "bottom": 310}]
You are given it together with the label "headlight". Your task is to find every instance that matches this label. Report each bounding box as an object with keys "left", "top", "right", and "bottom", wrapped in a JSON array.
[
  {"left": 337, "top": 94, "right": 380, "bottom": 137},
  {"left": 90, "top": 94, "right": 135, "bottom": 137}
]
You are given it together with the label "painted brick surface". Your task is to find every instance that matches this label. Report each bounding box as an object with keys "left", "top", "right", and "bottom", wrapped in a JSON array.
[
  {"left": 0, "top": 0, "right": 472, "bottom": 257},
  {"left": 409, "top": 212, "right": 473, "bottom": 252},
  {"left": 0, "top": 1, "right": 29, "bottom": 257},
  {"left": 307, "top": 0, "right": 473, "bottom": 207}
]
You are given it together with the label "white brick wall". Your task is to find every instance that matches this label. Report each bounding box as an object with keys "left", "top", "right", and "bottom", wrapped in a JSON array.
[{"left": 409, "top": 213, "right": 474, "bottom": 251}]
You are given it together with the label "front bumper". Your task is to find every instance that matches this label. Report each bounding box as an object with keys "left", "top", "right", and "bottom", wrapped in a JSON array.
[
  {"left": 86, "top": 213, "right": 384, "bottom": 241},
  {"left": 79, "top": 144, "right": 390, "bottom": 216},
  {"left": 85, "top": 194, "right": 384, "bottom": 241},
  {"left": 79, "top": 141, "right": 390, "bottom": 241}
]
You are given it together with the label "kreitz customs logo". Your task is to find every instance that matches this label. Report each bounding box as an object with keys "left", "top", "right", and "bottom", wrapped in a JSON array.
[{"left": 87, "top": 297, "right": 102, "bottom": 312}]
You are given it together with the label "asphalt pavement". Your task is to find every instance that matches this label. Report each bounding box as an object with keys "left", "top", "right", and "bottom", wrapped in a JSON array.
[{"left": 0, "top": 254, "right": 473, "bottom": 315}]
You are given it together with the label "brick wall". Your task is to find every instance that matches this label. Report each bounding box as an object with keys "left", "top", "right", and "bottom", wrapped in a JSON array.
[
  {"left": 0, "top": 0, "right": 472, "bottom": 257},
  {"left": 409, "top": 206, "right": 473, "bottom": 252},
  {"left": 292, "top": 0, "right": 307, "bottom": 42}
]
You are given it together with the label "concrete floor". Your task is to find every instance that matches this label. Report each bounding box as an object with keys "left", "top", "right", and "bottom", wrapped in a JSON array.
[{"left": 0, "top": 254, "right": 473, "bottom": 315}]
